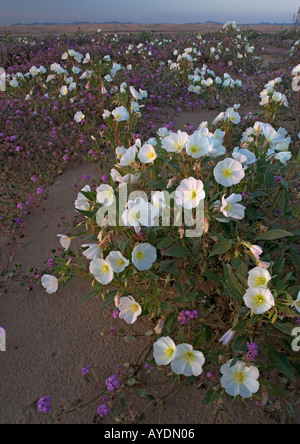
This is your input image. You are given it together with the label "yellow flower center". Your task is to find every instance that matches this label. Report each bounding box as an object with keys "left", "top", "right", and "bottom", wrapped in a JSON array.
[
  {"left": 190, "top": 145, "right": 200, "bottom": 154},
  {"left": 256, "top": 277, "right": 267, "bottom": 286},
  {"left": 136, "top": 251, "right": 145, "bottom": 261},
  {"left": 147, "top": 151, "right": 155, "bottom": 160},
  {"left": 101, "top": 264, "right": 110, "bottom": 274},
  {"left": 131, "top": 303, "right": 140, "bottom": 313},
  {"left": 224, "top": 204, "right": 232, "bottom": 211},
  {"left": 164, "top": 347, "right": 175, "bottom": 358},
  {"left": 174, "top": 142, "right": 183, "bottom": 151},
  {"left": 254, "top": 294, "right": 265, "bottom": 306},
  {"left": 191, "top": 190, "right": 197, "bottom": 199},
  {"left": 184, "top": 351, "right": 196, "bottom": 364},
  {"left": 115, "top": 113, "right": 121, "bottom": 120},
  {"left": 233, "top": 370, "right": 246, "bottom": 383},
  {"left": 223, "top": 168, "right": 233, "bottom": 178},
  {"left": 117, "top": 258, "right": 125, "bottom": 266}
]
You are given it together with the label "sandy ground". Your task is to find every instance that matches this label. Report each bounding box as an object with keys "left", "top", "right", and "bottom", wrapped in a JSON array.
[{"left": 0, "top": 23, "right": 294, "bottom": 38}]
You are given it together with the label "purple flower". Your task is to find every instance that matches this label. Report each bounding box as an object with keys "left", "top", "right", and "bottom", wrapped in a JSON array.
[
  {"left": 17, "top": 203, "right": 25, "bottom": 210},
  {"left": 105, "top": 368, "right": 121, "bottom": 391},
  {"left": 47, "top": 258, "right": 55, "bottom": 267},
  {"left": 31, "top": 175, "right": 38, "bottom": 182},
  {"left": 37, "top": 396, "right": 52, "bottom": 413},
  {"left": 109, "top": 327, "right": 118, "bottom": 334},
  {"left": 101, "top": 175, "right": 109, "bottom": 183},
  {"left": 113, "top": 309, "right": 120, "bottom": 319},
  {"left": 82, "top": 175, "right": 89, "bottom": 181},
  {"left": 97, "top": 404, "right": 111, "bottom": 418},
  {"left": 81, "top": 365, "right": 90, "bottom": 376},
  {"left": 177, "top": 310, "right": 198, "bottom": 325},
  {"left": 37, "top": 187, "right": 45, "bottom": 194},
  {"left": 246, "top": 342, "right": 259, "bottom": 361},
  {"left": 14, "top": 217, "right": 23, "bottom": 225}
]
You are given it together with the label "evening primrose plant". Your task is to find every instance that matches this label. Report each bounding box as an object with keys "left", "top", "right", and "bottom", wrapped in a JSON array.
[{"left": 41, "top": 106, "right": 300, "bottom": 413}]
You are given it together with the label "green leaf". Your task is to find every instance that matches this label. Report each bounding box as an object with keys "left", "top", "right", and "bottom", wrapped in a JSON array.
[
  {"left": 264, "top": 170, "right": 275, "bottom": 189},
  {"left": 157, "top": 238, "right": 175, "bottom": 249},
  {"left": 259, "top": 378, "right": 288, "bottom": 396},
  {"left": 100, "top": 290, "right": 118, "bottom": 309},
  {"left": 159, "top": 260, "right": 180, "bottom": 276},
  {"left": 80, "top": 289, "right": 100, "bottom": 303},
  {"left": 163, "top": 313, "right": 177, "bottom": 336},
  {"left": 221, "top": 264, "right": 245, "bottom": 301},
  {"left": 193, "top": 329, "right": 207, "bottom": 349},
  {"left": 268, "top": 349, "right": 295, "bottom": 381},
  {"left": 203, "top": 386, "right": 223, "bottom": 406},
  {"left": 209, "top": 242, "right": 232, "bottom": 257},
  {"left": 165, "top": 245, "right": 191, "bottom": 258},
  {"left": 255, "top": 229, "right": 294, "bottom": 241},
  {"left": 232, "top": 334, "right": 248, "bottom": 353},
  {"left": 135, "top": 389, "right": 154, "bottom": 400}
]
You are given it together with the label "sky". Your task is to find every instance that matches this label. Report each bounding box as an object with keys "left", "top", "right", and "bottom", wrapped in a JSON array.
[{"left": 0, "top": 0, "right": 299, "bottom": 25}]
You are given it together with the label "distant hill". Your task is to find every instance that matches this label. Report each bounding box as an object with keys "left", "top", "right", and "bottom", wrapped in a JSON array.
[{"left": 10, "top": 20, "right": 294, "bottom": 27}]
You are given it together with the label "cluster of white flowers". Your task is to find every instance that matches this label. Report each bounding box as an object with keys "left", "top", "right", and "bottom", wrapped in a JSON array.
[
  {"left": 223, "top": 21, "right": 240, "bottom": 31},
  {"left": 243, "top": 266, "right": 275, "bottom": 314},
  {"left": 213, "top": 104, "right": 242, "bottom": 125},
  {"left": 289, "top": 40, "right": 299, "bottom": 57},
  {"left": 259, "top": 77, "right": 288, "bottom": 107},
  {"left": 187, "top": 67, "right": 242, "bottom": 95},
  {"left": 153, "top": 336, "right": 205, "bottom": 377},
  {"left": 241, "top": 122, "right": 292, "bottom": 165}
]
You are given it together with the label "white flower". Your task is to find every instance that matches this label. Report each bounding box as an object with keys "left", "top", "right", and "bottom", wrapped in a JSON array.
[
  {"left": 250, "top": 245, "right": 263, "bottom": 260},
  {"left": 119, "top": 146, "right": 137, "bottom": 167},
  {"left": 74, "top": 111, "right": 85, "bottom": 123},
  {"left": 118, "top": 296, "right": 142, "bottom": 324},
  {"left": 129, "top": 86, "right": 142, "bottom": 100},
  {"left": 233, "top": 147, "right": 256, "bottom": 166},
  {"left": 112, "top": 106, "right": 130, "bottom": 122},
  {"left": 75, "top": 185, "right": 91, "bottom": 211},
  {"left": 243, "top": 287, "right": 275, "bottom": 314},
  {"left": 219, "top": 329, "right": 236, "bottom": 347},
  {"left": 171, "top": 343, "right": 205, "bottom": 377},
  {"left": 292, "top": 292, "right": 300, "bottom": 314},
  {"left": 186, "top": 131, "right": 210, "bottom": 158},
  {"left": 110, "top": 169, "right": 139, "bottom": 184},
  {"left": 248, "top": 267, "right": 271, "bottom": 288},
  {"left": 138, "top": 144, "right": 157, "bottom": 163},
  {"left": 220, "top": 360, "right": 259, "bottom": 398},
  {"left": 153, "top": 337, "right": 176, "bottom": 365},
  {"left": 41, "top": 274, "right": 58, "bottom": 294},
  {"left": 213, "top": 158, "right": 245, "bottom": 187},
  {"left": 81, "top": 244, "right": 102, "bottom": 260},
  {"left": 152, "top": 191, "right": 168, "bottom": 214},
  {"left": 29, "top": 66, "right": 40, "bottom": 77},
  {"left": 132, "top": 243, "right": 157, "bottom": 271},
  {"left": 57, "top": 234, "right": 71, "bottom": 250},
  {"left": 60, "top": 85, "right": 68, "bottom": 96},
  {"left": 122, "top": 198, "right": 158, "bottom": 233},
  {"left": 161, "top": 130, "right": 188, "bottom": 153},
  {"left": 220, "top": 194, "right": 245, "bottom": 220},
  {"left": 89, "top": 259, "right": 114, "bottom": 285},
  {"left": 9, "top": 79, "right": 19, "bottom": 88},
  {"left": 106, "top": 251, "right": 129, "bottom": 273},
  {"left": 261, "top": 124, "right": 283, "bottom": 144},
  {"left": 96, "top": 184, "right": 115, "bottom": 206},
  {"left": 272, "top": 91, "right": 282, "bottom": 102},
  {"left": 175, "top": 177, "right": 205, "bottom": 210},
  {"left": 157, "top": 127, "right": 171, "bottom": 138},
  {"left": 228, "top": 111, "right": 241, "bottom": 125}
]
